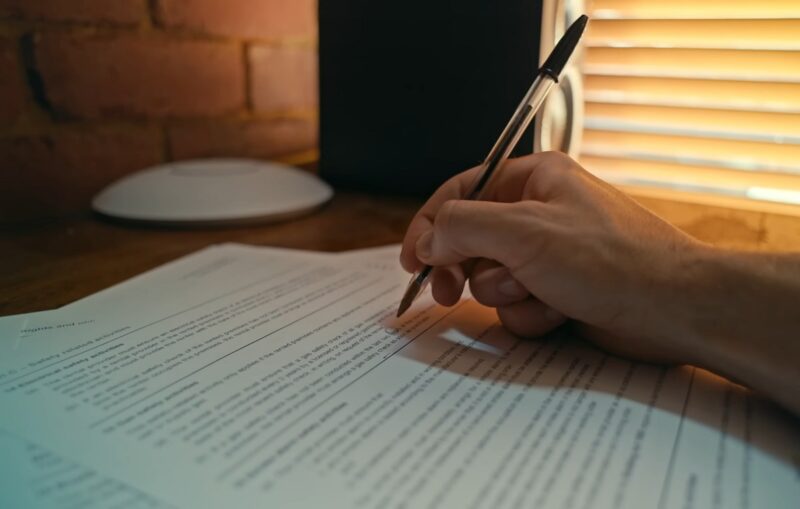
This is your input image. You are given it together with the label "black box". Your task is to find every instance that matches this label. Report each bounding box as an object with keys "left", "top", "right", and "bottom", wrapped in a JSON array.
[{"left": 319, "top": 1, "right": 543, "bottom": 196}]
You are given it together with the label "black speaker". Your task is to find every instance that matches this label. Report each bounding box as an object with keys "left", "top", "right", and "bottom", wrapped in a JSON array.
[{"left": 319, "top": 1, "right": 544, "bottom": 196}]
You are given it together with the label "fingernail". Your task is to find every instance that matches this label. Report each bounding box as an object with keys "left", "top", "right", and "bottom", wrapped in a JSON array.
[
  {"left": 497, "top": 275, "right": 528, "bottom": 299},
  {"left": 416, "top": 231, "right": 433, "bottom": 261},
  {"left": 545, "top": 307, "right": 565, "bottom": 323}
]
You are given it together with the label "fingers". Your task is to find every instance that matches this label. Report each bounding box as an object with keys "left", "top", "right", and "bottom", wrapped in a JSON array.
[
  {"left": 415, "top": 199, "right": 540, "bottom": 270},
  {"left": 469, "top": 259, "right": 529, "bottom": 307},
  {"left": 430, "top": 265, "right": 467, "bottom": 306},
  {"left": 400, "top": 166, "right": 482, "bottom": 272},
  {"left": 468, "top": 259, "right": 566, "bottom": 338},
  {"left": 400, "top": 152, "right": 580, "bottom": 273},
  {"left": 496, "top": 298, "right": 566, "bottom": 338},
  {"left": 428, "top": 258, "right": 569, "bottom": 342}
]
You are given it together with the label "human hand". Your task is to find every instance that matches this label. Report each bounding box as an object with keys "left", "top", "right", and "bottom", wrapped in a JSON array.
[{"left": 400, "top": 152, "right": 712, "bottom": 365}]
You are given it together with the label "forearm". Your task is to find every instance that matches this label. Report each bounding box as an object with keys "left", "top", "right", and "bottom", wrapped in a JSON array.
[{"left": 683, "top": 247, "right": 800, "bottom": 416}]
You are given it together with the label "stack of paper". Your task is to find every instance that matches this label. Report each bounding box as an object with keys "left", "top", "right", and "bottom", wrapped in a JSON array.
[{"left": 1, "top": 244, "right": 798, "bottom": 508}]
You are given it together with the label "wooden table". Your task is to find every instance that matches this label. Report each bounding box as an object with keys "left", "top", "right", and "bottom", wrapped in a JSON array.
[
  {"left": 4, "top": 187, "right": 800, "bottom": 317},
  {"left": 0, "top": 191, "right": 422, "bottom": 316}
]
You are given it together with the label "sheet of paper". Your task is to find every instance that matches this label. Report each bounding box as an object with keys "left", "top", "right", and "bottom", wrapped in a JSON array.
[
  {"left": 0, "top": 244, "right": 233, "bottom": 342},
  {"left": 334, "top": 244, "right": 405, "bottom": 271},
  {"left": 1, "top": 244, "right": 334, "bottom": 508},
  {"left": 0, "top": 429, "right": 173, "bottom": 509},
  {"left": 0, "top": 244, "right": 357, "bottom": 509},
  {"left": 1, "top": 244, "right": 798, "bottom": 508},
  {"left": 0, "top": 310, "right": 95, "bottom": 341},
  {"left": 0, "top": 244, "right": 339, "bottom": 340}
]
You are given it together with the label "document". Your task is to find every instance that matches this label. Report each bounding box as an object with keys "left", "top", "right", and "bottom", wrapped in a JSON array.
[
  {"left": 0, "top": 429, "right": 171, "bottom": 509},
  {"left": 1, "top": 244, "right": 798, "bottom": 508},
  {"left": 0, "top": 311, "right": 95, "bottom": 341}
]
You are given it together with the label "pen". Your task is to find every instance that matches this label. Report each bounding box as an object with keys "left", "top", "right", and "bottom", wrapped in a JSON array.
[{"left": 397, "top": 14, "right": 589, "bottom": 318}]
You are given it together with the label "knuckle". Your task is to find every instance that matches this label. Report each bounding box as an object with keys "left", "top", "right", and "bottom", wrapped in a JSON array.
[
  {"left": 511, "top": 199, "right": 539, "bottom": 215},
  {"left": 508, "top": 201, "right": 542, "bottom": 232},
  {"left": 538, "top": 150, "right": 572, "bottom": 168},
  {"left": 435, "top": 199, "right": 462, "bottom": 237},
  {"left": 503, "top": 201, "right": 547, "bottom": 271}
]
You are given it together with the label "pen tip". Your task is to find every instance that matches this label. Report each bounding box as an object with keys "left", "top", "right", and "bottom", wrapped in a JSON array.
[{"left": 396, "top": 281, "right": 420, "bottom": 318}]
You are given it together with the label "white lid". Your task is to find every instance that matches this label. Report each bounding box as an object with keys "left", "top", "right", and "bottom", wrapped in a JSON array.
[{"left": 92, "top": 159, "right": 333, "bottom": 225}]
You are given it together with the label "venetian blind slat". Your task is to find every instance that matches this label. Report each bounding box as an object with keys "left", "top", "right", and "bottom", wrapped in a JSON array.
[
  {"left": 583, "top": 129, "right": 800, "bottom": 173},
  {"left": 581, "top": 156, "right": 800, "bottom": 190},
  {"left": 584, "top": 103, "right": 800, "bottom": 140},
  {"left": 581, "top": 2, "right": 800, "bottom": 205},
  {"left": 585, "top": 48, "right": 800, "bottom": 82},
  {"left": 585, "top": 19, "right": 800, "bottom": 50},
  {"left": 590, "top": 0, "right": 800, "bottom": 20},
  {"left": 585, "top": 75, "right": 800, "bottom": 113}
]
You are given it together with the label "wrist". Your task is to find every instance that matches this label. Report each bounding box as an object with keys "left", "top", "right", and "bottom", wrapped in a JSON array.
[
  {"left": 648, "top": 241, "right": 731, "bottom": 368},
  {"left": 665, "top": 245, "right": 764, "bottom": 376}
]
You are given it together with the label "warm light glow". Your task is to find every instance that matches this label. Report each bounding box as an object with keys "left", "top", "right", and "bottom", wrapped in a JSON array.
[
  {"left": 583, "top": 0, "right": 800, "bottom": 206},
  {"left": 748, "top": 187, "right": 800, "bottom": 205},
  {"left": 589, "top": 0, "right": 800, "bottom": 19}
]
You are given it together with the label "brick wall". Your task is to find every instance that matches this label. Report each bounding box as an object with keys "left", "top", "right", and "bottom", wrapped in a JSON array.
[{"left": 0, "top": 0, "right": 318, "bottom": 223}]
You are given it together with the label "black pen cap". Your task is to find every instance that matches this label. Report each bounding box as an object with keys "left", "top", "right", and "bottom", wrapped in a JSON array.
[{"left": 539, "top": 14, "right": 588, "bottom": 82}]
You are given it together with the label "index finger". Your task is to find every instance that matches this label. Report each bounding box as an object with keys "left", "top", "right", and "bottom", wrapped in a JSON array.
[
  {"left": 400, "top": 165, "right": 479, "bottom": 272},
  {"left": 399, "top": 157, "right": 539, "bottom": 272}
]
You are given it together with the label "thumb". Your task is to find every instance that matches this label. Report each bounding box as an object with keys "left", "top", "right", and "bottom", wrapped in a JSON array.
[{"left": 416, "top": 199, "right": 539, "bottom": 270}]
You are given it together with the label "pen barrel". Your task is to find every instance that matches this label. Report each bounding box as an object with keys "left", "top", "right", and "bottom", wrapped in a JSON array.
[
  {"left": 400, "top": 75, "right": 557, "bottom": 316},
  {"left": 466, "top": 75, "right": 556, "bottom": 200}
]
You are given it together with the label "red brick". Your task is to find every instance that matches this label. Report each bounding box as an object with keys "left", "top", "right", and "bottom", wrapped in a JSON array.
[
  {"left": 168, "top": 118, "right": 318, "bottom": 160},
  {"left": 0, "top": 128, "right": 161, "bottom": 222},
  {"left": 0, "top": 0, "right": 144, "bottom": 25},
  {"left": 0, "top": 39, "right": 27, "bottom": 124},
  {"left": 34, "top": 33, "right": 245, "bottom": 119},
  {"left": 250, "top": 46, "right": 317, "bottom": 113},
  {"left": 155, "top": 0, "right": 315, "bottom": 40}
]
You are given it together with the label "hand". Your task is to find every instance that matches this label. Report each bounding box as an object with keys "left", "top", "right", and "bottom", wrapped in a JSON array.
[{"left": 400, "top": 152, "right": 711, "bottom": 365}]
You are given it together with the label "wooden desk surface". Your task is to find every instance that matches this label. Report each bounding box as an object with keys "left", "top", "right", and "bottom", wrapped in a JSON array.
[
  {"left": 0, "top": 191, "right": 422, "bottom": 316},
  {"left": 4, "top": 188, "right": 800, "bottom": 317}
]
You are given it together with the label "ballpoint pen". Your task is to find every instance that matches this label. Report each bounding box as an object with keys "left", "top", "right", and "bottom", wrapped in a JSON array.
[{"left": 397, "top": 14, "right": 589, "bottom": 318}]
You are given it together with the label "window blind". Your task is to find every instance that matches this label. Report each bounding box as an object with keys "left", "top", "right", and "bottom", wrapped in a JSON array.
[{"left": 580, "top": 0, "right": 800, "bottom": 207}]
